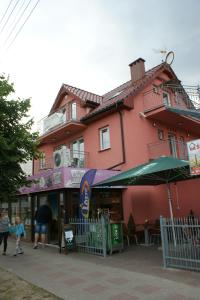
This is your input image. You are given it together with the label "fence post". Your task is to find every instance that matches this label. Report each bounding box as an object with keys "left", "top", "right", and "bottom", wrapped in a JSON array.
[
  {"left": 160, "top": 216, "right": 167, "bottom": 268},
  {"left": 101, "top": 216, "right": 107, "bottom": 258}
]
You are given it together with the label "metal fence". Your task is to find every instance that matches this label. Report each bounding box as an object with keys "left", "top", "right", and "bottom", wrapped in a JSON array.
[
  {"left": 69, "top": 217, "right": 107, "bottom": 257},
  {"left": 160, "top": 216, "right": 200, "bottom": 272}
]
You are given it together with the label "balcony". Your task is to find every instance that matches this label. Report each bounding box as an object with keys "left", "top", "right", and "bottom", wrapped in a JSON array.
[
  {"left": 147, "top": 139, "right": 188, "bottom": 161},
  {"left": 34, "top": 150, "right": 89, "bottom": 174},
  {"left": 143, "top": 84, "right": 200, "bottom": 112},
  {"left": 38, "top": 109, "right": 86, "bottom": 144},
  {"left": 143, "top": 85, "right": 200, "bottom": 135}
]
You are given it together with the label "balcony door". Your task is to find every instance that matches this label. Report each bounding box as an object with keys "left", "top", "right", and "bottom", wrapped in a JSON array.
[
  {"left": 168, "top": 133, "right": 177, "bottom": 158},
  {"left": 163, "top": 92, "right": 171, "bottom": 106},
  {"left": 71, "top": 138, "right": 84, "bottom": 167}
]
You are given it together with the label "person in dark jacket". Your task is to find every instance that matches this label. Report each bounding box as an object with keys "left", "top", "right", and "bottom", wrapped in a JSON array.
[
  {"left": 0, "top": 210, "right": 10, "bottom": 255},
  {"left": 33, "top": 202, "right": 52, "bottom": 249}
]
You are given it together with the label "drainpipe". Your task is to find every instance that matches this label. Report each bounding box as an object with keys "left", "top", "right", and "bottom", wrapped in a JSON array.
[
  {"left": 32, "top": 158, "right": 35, "bottom": 176},
  {"left": 108, "top": 110, "right": 126, "bottom": 170}
]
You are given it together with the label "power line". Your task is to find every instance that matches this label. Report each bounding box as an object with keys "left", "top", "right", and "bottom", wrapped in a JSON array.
[
  {"left": 0, "top": 0, "right": 14, "bottom": 27},
  {"left": 6, "top": 0, "right": 27, "bottom": 33},
  {"left": 0, "top": 0, "right": 21, "bottom": 35},
  {"left": 6, "top": 0, "right": 41, "bottom": 52},
  {"left": 4, "top": 0, "right": 33, "bottom": 46}
]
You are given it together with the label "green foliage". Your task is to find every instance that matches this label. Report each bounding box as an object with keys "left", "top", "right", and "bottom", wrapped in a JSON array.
[{"left": 0, "top": 74, "right": 39, "bottom": 202}]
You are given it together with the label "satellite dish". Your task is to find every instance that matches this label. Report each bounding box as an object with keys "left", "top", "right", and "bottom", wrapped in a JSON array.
[{"left": 165, "top": 51, "right": 174, "bottom": 65}]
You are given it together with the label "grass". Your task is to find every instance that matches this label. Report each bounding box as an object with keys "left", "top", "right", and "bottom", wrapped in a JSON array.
[{"left": 0, "top": 267, "right": 62, "bottom": 300}]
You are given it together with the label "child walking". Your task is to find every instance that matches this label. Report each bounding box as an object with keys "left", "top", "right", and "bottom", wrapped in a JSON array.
[{"left": 13, "top": 216, "right": 26, "bottom": 256}]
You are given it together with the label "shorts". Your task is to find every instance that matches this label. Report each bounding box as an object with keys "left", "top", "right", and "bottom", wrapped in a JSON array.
[{"left": 35, "top": 223, "right": 48, "bottom": 234}]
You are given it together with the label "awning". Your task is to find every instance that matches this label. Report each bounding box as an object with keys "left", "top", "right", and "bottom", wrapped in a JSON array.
[
  {"left": 166, "top": 106, "right": 200, "bottom": 120},
  {"left": 19, "top": 168, "right": 120, "bottom": 195}
]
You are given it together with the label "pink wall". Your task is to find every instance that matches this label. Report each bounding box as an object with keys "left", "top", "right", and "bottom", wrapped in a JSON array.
[{"left": 36, "top": 71, "right": 200, "bottom": 225}]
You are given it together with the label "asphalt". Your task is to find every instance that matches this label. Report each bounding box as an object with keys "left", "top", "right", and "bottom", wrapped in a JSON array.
[{"left": 0, "top": 240, "right": 200, "bottom": 300}]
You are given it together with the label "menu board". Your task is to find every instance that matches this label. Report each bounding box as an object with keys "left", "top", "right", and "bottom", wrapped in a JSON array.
[{"left": 63, "top": 225, "right": 75, "bottom": 252}]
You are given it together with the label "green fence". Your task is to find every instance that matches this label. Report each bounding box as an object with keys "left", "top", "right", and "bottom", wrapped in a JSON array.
[{"left": 69, "top": 217, "right": 123, "bottom": 257}]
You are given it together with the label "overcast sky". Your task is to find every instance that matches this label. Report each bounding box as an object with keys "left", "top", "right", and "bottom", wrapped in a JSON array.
[{"left": 0, "top": 0, "right": 200, "bottom": 130}]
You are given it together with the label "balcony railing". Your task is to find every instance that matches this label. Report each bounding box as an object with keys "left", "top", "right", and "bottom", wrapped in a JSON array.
[
  {"left": 147, "top": 139, "right": 188, "bottom": 161},
  {"left": 34, "top": 150, "right": 89, "bottom": 174},
  {"left": 143, "top": 84, "right": 200, "bottom": 112},
  {"left": 37, "top": 107, "right": 80, "bottom": 137}
]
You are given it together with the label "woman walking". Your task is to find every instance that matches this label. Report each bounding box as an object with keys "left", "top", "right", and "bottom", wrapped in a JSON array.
[{"left": 0, "top": 210, "right": 10, "bottom": 255}]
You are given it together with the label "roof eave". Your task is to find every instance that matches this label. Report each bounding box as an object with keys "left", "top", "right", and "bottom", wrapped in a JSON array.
[{"left": 81, "top": 100, "right": 127, "bottom": 124}]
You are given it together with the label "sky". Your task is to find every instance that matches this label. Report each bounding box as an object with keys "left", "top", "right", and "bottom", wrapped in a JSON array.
[{"left": 0, "top": 0, "right": 200, "bottom": 130}]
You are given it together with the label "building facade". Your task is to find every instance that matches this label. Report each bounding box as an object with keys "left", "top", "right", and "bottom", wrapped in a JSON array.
[{"left": 17, "top": 57, "right": 200, "bottom": 244}]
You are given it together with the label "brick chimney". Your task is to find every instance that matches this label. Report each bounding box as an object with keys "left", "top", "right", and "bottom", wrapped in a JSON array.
[{"left": 129, "top": 58, "right": 145, "bottom": 82}]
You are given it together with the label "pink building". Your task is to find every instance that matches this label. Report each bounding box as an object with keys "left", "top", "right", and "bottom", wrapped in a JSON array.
[{"left": 20, "top": 57, "right": 200, "bottom": 243}]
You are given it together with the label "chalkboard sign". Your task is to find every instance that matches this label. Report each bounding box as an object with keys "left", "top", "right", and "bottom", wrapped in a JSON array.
[{"left": 63, "top": 225, "right": 76, "bottom": 253}]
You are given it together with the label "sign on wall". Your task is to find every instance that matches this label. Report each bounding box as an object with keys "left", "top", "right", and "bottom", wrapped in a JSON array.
[{"left": 187, "top": 139, "right": 200, "bottom": 175}]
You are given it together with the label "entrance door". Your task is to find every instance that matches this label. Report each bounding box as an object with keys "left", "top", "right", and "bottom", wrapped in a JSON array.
[{"left": 48, "top": 192, "right": 59, "bottom": 245}]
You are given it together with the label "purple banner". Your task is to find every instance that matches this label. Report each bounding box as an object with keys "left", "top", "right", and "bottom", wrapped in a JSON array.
[{"left": 19, "top": 167, "right": 120, "bottom": 195}]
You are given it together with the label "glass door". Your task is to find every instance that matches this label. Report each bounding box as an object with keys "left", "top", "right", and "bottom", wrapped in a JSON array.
[{"left": 168, "top": 133, "right": 177, "bottom": 158}]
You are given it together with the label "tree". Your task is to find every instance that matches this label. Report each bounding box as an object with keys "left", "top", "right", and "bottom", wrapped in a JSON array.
[{"left": 0, "top": 74, "right": 39, "bottom": 203}]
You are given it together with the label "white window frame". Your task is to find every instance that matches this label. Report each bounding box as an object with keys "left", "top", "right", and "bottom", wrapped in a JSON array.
[
  {"left": 100, "top": 127, "right": 110, "bottom": 150},
  {"left": 71, "top": 102, "right": 77, "bottom": 120},
  {"left": 39, "top": 152, "right": 45, "bottom": 169},
  {"left": 168, "top": 133, "right": 177, "bottom": 158},
  {"left": 163, "top": 92, "right": 171, "bottom": 106},
  {"left": 71, "top": 138, "right": 84, "bottom": 167}
]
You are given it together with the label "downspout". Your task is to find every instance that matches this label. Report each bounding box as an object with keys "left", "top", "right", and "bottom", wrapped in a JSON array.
[
  {"left": 108, "top": 110, "right": 126, "bottom": 170},
  {"left": 32, "top": 158, "right": 35, "bottom": 176}
]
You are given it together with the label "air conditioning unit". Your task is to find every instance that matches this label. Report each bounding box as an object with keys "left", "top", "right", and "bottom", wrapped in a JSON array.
[{"left": 53, "top": 146, "right": 71, "bottom": 168}]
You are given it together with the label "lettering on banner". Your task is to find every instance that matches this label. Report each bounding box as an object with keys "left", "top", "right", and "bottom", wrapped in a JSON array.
[{"left": 71, "top": 169, "right": 86, "bottom": 184}]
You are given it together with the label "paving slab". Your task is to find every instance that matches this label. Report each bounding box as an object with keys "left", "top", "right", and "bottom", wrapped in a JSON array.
[{"left": 0, "top": 240, "right": 200, "bottom": 300}]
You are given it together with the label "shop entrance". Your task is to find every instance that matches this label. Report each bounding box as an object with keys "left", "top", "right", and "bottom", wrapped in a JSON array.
[
  {"left": 48, "top": 192, "right": 59, "bottom": 245},
  {"left": 35, "top": 193, "right": 59, "bottom": 246}
]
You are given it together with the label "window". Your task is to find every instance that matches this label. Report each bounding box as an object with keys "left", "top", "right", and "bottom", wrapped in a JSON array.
[
  {"left": 168, "top": 133, "right": 177, "bottom": 158},
  {"left": 179, "top": 136, "right": 186, "bottom": 159},
  {"left": 39, "top": 152, "right": 45, "bottom": 169},
  {"left": 158, "top": 129, "right": 164, "bottom": 140},
  {"left": 71, "top": 138, "right": 84, "bottom": 167},
  {"left": 163, "top": 92, "right": 171, "bottom": 106},
  {"left": 100, "top": 127, "right": 110, "bottom": 150},
  {"left": 71, "top": 102, "right": 77, "bottom": 120}
]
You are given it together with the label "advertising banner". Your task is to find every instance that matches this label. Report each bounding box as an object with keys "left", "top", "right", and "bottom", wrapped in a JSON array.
[
  {"left": 187, "top": 139, "right": 200, "bottom": 175},
  {"left": 79, "top": 169, "right": 97, "bottom": 219}
]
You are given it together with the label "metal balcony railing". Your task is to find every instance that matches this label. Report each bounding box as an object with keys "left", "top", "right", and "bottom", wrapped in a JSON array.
[
  {"left": 143, "top": 84, "right": 200, "bottom": 112},
  {"left": 147, "top": 139, "right": 188, "bottom": 161},
  {"left": 34, "top": 150, "right": 89, "bottom": 174}
]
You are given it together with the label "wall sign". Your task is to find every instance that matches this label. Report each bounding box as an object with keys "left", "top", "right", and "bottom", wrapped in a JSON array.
[{"left": 187, "top": 139, "right": 200, "bottom": 175}]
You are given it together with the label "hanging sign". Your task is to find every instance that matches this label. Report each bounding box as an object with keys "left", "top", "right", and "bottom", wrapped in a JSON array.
[
  {"left": 187, "top": 139, "right": 200, "bottom": 175},
  {"left": 79, "top": 169, "right": 97, "bottom": 219}
]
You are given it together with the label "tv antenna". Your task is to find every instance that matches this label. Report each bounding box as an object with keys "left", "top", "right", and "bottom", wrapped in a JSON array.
[
  {"left": 165, "top": 51, "right": 175, "bottom": 65},
  {"left": 153, "top": 48, "right": 175, "bottom": 65}
]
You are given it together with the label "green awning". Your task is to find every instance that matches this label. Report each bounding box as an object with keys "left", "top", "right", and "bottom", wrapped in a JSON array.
[
  {"left": 166, "top": 106, "right": 200, "bottom": 120},
  {"left": 94, "top": 156, "right": 192, "bottom": 187}
]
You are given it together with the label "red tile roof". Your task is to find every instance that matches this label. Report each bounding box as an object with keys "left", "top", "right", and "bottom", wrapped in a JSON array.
[
  {"left": 53, "top": 62, "right": 176, "bottom": 121},
  {"left": 81, "top": 62, "right": 176, "bottom": 121},
  {"left": 63, "top": 84, "right": 103, "bottom": 104}
]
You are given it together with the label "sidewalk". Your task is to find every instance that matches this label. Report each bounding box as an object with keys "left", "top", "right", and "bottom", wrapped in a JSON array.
[{"left": 0, "top": 240, "right": 200, "bottom": 300}]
